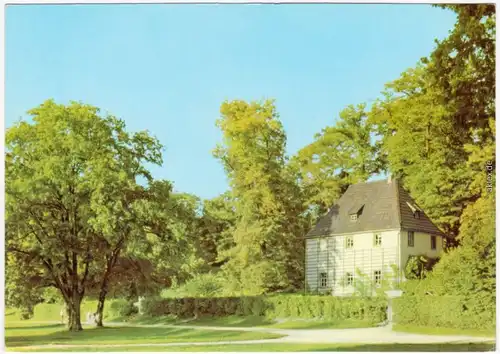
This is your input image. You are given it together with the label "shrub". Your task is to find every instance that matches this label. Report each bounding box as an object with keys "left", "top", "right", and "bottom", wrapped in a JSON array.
[
  {"left": 404, "top": 255, "right": 439, "bottom": 280},
  {"left": 19, "top": 307, "right": 34, "bottom": 320},
  {"left": 393, "top": 295, "right": 495, "bottom": 330},
  {"left": 107, "top": 299, "right": 139, "bottom": 318},
  {"left": 161, "top": 273, "right": 226, "bottom": 299}
]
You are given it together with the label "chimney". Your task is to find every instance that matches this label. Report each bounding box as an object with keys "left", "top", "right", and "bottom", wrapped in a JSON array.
[{"left": 387, "top": 174, "right": 392, "bottom": 184}]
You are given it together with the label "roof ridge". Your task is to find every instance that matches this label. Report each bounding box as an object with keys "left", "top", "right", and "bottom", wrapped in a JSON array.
[{"left": 351, "top": 178, "right": 388, "bottom": 186}]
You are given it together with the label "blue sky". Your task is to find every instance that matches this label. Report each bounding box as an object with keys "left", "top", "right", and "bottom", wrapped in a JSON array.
[{"left": 6, "top": 4, "right": 456, "bottom": 200}]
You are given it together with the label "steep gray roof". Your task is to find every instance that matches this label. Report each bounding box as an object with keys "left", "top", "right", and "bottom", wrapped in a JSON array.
[{"left": 306, "top": 178, "right": 445, "bottom": 238}]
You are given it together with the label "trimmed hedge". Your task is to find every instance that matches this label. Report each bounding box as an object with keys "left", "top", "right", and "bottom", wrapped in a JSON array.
[
  {"left": 142, "top": 294, "right": 386, "bottom": 322},
  {"left": 266, "top": 295, "right": 386, "bottom": 323},
  {"left": 393, "top": 295, "right": 495, "bottom": 330}
]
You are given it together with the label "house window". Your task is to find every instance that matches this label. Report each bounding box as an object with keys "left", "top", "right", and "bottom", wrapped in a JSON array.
[
  {"left": 414, "top": 211, "right": 421, "bottom": 219},
  {"left": 408, "top": 231, "right": 415, "bottom": 247},
  {"left": 374, "top": 233, "right": 382, "bottom": 247},
  {"left": 345, "top": 236, "right": 354, "bottom": 248},
  {"left": 431, "top": 235, "right": 437, "bottom": 250},
  {"left": 374, "top": 270, "right": 382, "bottom": 286},
  {"left": 350, "top": 214, "right": 358, "bottom": 221},
  {"left": 319, "top": 272, "right": 328, "bottom": 288},
  {"left": 346, "top": 272, "right": 354, "bottom": 286}
]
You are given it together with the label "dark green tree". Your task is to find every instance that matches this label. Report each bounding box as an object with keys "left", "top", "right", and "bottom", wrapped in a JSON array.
[{"left": 214, "top": 99, "right": 307, "bottom": 295}]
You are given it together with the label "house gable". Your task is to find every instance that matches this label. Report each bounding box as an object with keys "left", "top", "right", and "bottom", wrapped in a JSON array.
[{"left": 396, "top": 182, "right": 444, "bottom": 236}]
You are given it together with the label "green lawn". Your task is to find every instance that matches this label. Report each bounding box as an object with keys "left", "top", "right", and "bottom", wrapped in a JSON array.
[
  {"left": 120, "top": 314, "right": 376, "bottom": 329},
  {"left": 7, "top": 304, "right": 375, "bottom": 330},
  {"left": 113, "top": 314, "right": 180, "bottom": 325},
  {"left": 114, "top": 314, "right": 273, "bottom": 327},
  {"left": 6, "top": 303, "right": 496, "bottom": 353},
  {"left": 154, "top": 315, "right": 274, "bottom": 327},
  {"left": 5, "top": 322, "right": 283, "bottom": 349},
  {"left": 3, "top": 302, "right": 375, "bottom": 332},
  {"left": 6, "top": 303, "right": 102, "bottom": 323},
  {"left": 9, "top": 342, "right": 496, "bottom": 352},
  {"left": 266, "top": 318, "right": 376, "bottom": 329},
  {"left": 393, "top": 324, "right": 496, "bottom": 338}
]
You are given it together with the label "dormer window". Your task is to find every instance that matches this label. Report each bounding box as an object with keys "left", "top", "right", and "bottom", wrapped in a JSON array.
[
  {"left": 406, "top": 202, "right": 422, "bottom": 219},
  {"left": 348, "top": 203, "right": 364, "bottom": 222}
]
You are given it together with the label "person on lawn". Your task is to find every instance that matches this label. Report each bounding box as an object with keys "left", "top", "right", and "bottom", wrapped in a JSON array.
[{"left": 60, "top": 305, "right": 68, "bottom": 324}]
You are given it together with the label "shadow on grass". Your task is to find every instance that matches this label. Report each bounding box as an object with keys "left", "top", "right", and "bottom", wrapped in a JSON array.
[
  {"left": 267, "top": 319, "right": 376, "bottom": 330},
  {"left": 392, "top": 324, "right": 496, "bottom": 338},
  {"left": 5, "top": 324, "right": 282, "bottom": 348},
  {"left": 118, "top": 315, "right": 178, "bottom": 325},
  {"left": 7, "top": 342, "right": 496, "bottom": 352},
  {"left": 6, "top": 324, "right": 65, "bottom": 331},
  {"left": 153, "top": 342, "right": 497, "bottom": 352},
  {"left": 119, "top": 315, "right": 375, "bottom": 330},
  {"left": 184, "top": 315, "right": 275, "bottom": 327},
  {"left": 119, "top": 314, "right": 274, "bottom": 328},
  {"left": 313, "top": 342, "right": 496, "bottom": 352},
  {"left": 157, "top": 342, "right": 497, "bottom": 352}
]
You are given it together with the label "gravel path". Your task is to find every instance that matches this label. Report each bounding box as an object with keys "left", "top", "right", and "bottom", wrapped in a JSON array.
[{"left": 9, "top": 322, "right": 496, "bottom": 350}]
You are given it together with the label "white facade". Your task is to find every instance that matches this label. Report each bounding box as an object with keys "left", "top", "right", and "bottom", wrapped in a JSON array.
[
  {"left": 305, "top": 229, "right": 444, "bottom": 296},
  {"left": 400, "top": 230, "right": 443, "bottom": 262}
]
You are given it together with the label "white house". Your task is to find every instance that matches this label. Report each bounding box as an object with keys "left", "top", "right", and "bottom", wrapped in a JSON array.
[{"left": 304, "top": 176, "right": 445, "bottom": 296}]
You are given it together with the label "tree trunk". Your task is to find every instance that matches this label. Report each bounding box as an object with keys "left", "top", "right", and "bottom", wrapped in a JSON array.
[
  {"left": 95, "top": 289, "right": 107, "bottom": 327},
  {"left": 67, "top": 294, "right": 83, "bottom": 331},
  {"left": 94, "top": 243, "right": 123, "bottom": 327},
  {"left": 95, "top": 264, "right": 112, "bottom": 327}
]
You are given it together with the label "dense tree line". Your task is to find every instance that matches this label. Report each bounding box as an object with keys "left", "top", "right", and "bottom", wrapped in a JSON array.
[{"left": 5, "top": 4, "right": 495, "bottom": 330}]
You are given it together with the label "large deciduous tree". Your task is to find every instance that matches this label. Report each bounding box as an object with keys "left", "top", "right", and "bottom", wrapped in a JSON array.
[
  {"left": 368, "top": 65, "right": 472, "bottom": 237},
  {"left": 372, "top": 5, "right": 495, "bottom": 314},
  {"left": 368, "top": 5, "right": 495, "bottom": 238},
  {"left": 5, "top": 100, "right": 165, "bottom": 331},
  {"left": 293, "top": 103, "right": 382, "bottom": 219},
  {"left": 214, "top": 99, "right": 307, "bottom": 294}
]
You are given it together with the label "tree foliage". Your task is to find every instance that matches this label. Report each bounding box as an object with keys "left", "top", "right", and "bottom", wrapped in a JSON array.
[
  {"left": 388, "top": 5, "right": 495, "bottom": 328},
  {"left": 5, "top": 100, "right": 185, "bottom": 330},
  {"left": 214, "top": 99, "right": 307, "bottom": 295},
  {"left": 429, "top": 4, "right": 495, "bottom": 133},
  {"left": 293, "top": 104, "right": 382, "bottom": 218},
  {"left": 196, "top": 192, "right": 236, "bottom": 267}
]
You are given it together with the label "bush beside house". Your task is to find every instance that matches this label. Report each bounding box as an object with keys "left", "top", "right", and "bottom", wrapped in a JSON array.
[{"left": 393, "top": 295, "right": 495, "bottom": 331}]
